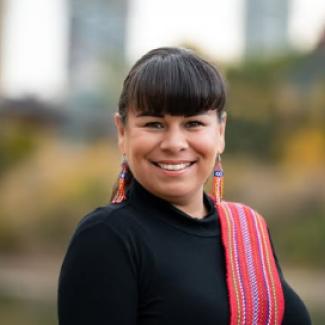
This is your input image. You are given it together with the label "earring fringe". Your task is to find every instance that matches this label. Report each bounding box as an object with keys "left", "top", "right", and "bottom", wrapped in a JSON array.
[
  {"left": 111, "top": 159, "right": 129, "bottom": 204},
  {"left": 212, "top": 154, "right": 224, "bottom": 204}
]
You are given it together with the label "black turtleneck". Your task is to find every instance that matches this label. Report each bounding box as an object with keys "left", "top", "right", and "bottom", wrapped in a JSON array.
[{"left": 58, "top": 180, "right": 311, "bottom": 324}]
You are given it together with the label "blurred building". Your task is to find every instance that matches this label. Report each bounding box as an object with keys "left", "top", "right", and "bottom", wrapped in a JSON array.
[
  {"left": 0, "top": 0, "right": 67, "bottom": 101},
  {"left": 244, "top": 0, "right": 290, "bottom": 58},
  {"left": 67, "top": 0, "right": 129, "bottom": 137}
]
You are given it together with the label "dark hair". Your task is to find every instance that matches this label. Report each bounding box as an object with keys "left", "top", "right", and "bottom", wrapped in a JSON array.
[{"left": 118, "top": 47, "right": 226, "bottom": 123}]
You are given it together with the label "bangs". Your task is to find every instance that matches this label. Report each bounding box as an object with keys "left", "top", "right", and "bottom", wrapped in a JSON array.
[{"left": 126, "top": 50, "right": 226, "bottom": 117}]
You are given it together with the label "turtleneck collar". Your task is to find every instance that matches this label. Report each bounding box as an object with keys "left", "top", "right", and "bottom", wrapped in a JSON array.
[{"left": 127, "top": 179, "right": 220, "bottom": 237}]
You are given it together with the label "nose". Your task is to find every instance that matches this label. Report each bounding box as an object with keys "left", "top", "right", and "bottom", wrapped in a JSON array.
[{"left": 159, "top": 126, "right": 189, "bottom": 153}]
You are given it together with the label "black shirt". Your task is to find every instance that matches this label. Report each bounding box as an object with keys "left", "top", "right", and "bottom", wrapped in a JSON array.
[{"left": 58, "top": 180, "right": 311, "bottom": 324}]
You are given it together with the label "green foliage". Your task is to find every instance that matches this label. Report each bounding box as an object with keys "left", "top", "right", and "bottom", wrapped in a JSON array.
[
  {"left": 0, "top": 123, "right": 39, "bottom": 177},
  {"left": 0, "top": 295, "right": 56, "bottom": 325},
  {"left": 0, "top": 138, "right": 120, "bottom": 253},
  {"left": 224, "top": 51, "right": 325, "bottom": 167},
  {"left": 270, "top": 209, "right": 325, "bottom": 268},
  {"left": 226, "top": 115, "right": 277, "bottom": 161}
]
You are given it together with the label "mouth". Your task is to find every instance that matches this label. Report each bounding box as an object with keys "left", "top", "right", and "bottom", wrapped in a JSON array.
[{"left": 151, "top": 161, "right": 196, "bottom": 171}]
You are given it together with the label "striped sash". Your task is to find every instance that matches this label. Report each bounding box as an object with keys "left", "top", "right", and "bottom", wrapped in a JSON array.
[{"left": 216, "top": 201, "right": 285, "bottom": 325}]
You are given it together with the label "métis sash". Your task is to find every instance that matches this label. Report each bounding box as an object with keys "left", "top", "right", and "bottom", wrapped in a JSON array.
[{"left": 216, "top": 202, "right": 285, "bottom": 325}]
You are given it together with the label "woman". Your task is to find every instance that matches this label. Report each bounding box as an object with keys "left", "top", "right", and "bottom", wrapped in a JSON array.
[{"left": 58, "top": 47, "right": 311, "bottom": 324}]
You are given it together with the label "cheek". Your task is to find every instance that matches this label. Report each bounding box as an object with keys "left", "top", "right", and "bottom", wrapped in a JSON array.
[
  {"left": 191, "top": 132, "right": 218, "bottom": 159},
  {"left": 125, "top": 132, "right": 157, "bottom": 160}
]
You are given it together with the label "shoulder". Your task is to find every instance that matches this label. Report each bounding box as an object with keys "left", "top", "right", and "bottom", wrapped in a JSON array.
[
  {"left": 78, "top": 199, "right": 144, "bottom": 230},
  {"left": 69, "top": 200, "right": 148, "bottom": 248},
  {"left": 62, "top": 201, "right": 147, "bottom": 265},
  {"left": 219, "top": 201, "right": 263, "bottom": 216},
  {"left": 218, "top": 200, "right": 268, "bottom": 226}
]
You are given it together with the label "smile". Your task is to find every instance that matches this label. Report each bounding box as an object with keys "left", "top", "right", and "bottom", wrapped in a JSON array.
[{"left": 151, "top": 161, "right": 195, "bottom": 171}]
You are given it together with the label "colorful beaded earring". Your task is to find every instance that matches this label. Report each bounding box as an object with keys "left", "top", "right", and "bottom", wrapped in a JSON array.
[
  {"left": 212, "top": 153, "right": 224, "bottom": 204},
  {"left": 111, "top": 154, "right": 129, "bottom": 204}
]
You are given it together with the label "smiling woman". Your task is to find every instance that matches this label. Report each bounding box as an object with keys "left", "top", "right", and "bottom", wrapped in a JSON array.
[
  {"left": 58, "top": 47, "right": 311, "bottom": 325},
  {"left": 113, "top": 47, "right": 226, "bottom": 216}
]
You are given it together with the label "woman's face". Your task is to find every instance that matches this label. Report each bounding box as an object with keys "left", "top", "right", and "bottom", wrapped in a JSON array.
[{"left": 114, "top": 109, "right": 226, "bottom": 207}]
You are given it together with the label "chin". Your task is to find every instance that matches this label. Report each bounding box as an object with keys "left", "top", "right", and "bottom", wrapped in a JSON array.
[{"left": 155, "top": 183, "right": 198, "bottom": 200}]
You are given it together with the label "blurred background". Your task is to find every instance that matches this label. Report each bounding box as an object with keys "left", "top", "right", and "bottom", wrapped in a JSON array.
[{"left": 0, "top": 0, "right": 324, "bottom": 324}]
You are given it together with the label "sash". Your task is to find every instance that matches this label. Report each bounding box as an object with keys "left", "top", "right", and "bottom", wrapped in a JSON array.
[{"left": 216, "top": 201, "right": 285, "bottom": 325}]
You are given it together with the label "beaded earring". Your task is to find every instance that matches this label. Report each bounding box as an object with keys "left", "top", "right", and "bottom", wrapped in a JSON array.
[
  {"left": 212, "top": 153, "right": 224, "bottom": 204},
  {"left": 111, "top": 155, "right": 129, "bottom": 204}
]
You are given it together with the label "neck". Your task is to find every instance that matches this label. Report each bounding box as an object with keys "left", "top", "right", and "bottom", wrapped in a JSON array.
[{"left": 168, "top": 191, "right": 207, "bottom": 219}]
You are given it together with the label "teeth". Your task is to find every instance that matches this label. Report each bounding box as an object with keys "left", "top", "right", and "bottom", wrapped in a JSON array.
[{"left": 157, "top": 162, "right": 191, "bottom": 171}]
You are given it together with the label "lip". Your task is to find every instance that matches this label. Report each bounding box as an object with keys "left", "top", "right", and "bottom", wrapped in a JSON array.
[{"left": 150, "top": 159, "right": 197, "bottom": 175}]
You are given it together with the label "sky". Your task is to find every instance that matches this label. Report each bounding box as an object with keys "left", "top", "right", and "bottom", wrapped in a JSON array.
[
  {"left": 127, "top": 0, "right": 244, "bottom": 62},
  {"left": 1, "top": 0, "right": 325, "bottom": 100}
]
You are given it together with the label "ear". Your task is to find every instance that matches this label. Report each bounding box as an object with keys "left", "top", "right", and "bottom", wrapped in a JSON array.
[
  {"left": 217, "top": 111, "right": 227, "bottom": 154},
  {"left": 114, "top": 113, "right": 126, "bottom": 153}
]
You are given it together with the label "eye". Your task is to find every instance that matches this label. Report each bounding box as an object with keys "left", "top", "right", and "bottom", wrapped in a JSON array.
[
  {"left": 144, "top": 121, "right": 164, "bottom": 129},
  {"left": 185, "top": 120, "right": 205, "bottom": 128}
]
